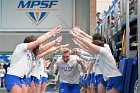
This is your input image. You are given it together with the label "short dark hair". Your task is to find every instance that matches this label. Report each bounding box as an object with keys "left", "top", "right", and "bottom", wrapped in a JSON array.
[
  {"left": 24, "top": 35, "right": 38, "bottom": 56},
  {"left": 24, "top": 35, "right": 37, "bottom": 43},
  {"left": 92, "top": 40, "right": 104, "bottom": 47},
  {"left": 101, "top": 36, "right": 107, "bottom": 43},
  {"left": 92, "top": 33, "right": 102, "bottom": 41}
]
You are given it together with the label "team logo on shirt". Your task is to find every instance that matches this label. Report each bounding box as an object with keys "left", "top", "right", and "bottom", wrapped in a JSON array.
[
  {"left": 17, "top": 0, "right": 59, "bottom": 25},
  {"left": 61, "top": 66, "right": 74, "bottom": 71}
]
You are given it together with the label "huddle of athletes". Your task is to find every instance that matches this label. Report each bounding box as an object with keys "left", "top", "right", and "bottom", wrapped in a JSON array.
[{"left": 4, "top": 26, "right": 123, "bottom": 93}]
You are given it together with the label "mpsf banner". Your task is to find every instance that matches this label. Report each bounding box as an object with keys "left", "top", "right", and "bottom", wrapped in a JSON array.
[{"left": 0, "top": 0, "right": 75, "bottom": 31}]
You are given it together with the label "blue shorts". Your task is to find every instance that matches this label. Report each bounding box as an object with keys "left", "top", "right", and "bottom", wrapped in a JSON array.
[
  {"left": 25, "top": 77, "right": 31, "bottom": 86},
  {"left": 79, "top": 76, "right": 83, "bottom": 84},
  {"left": 4, "top": 74, "right": 23, "bottom": 92},
  {"left": 79, "top": 74, "right": 91, "bottom": 88},
  {"left": 90, "top": 73, "right": 95, "bottom": 83},
  {"left": 106, "top": 76, "right": 123, "bottom": 91},
  {"left": 94, "top": 74, "right": 107, "bottom": 90},
  {"left": 40, "top": 77, "right": 48, "bottom": 84},
  {"left": 30, "top": 76, "right": 41, "bottom": 86},
  {"left": 59, "top": 83, "right": 80, "bottom": 93}
]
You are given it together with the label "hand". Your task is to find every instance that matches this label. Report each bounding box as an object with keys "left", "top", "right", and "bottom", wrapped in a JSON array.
[
  {"left": 52, "top": 57, "right": 58, "bottom": 64},
  {"left": 72, "top": 48, "right": 81, "bottom": 55},
  {"left": 50, "top": 26, "right": 61, "bottom": 37},
  {"left": 73, "top": 27, "right": 80, "bottom": 33},
  {"left": 55, "top": 36, "right": 63, "bottom": 45},
  {"left": 76, "top": 58, "right": 83, "bottom": 65}
]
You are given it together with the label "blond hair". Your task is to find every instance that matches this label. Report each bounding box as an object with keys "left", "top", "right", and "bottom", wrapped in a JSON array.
[{"left": 60, "top": 48, "right": 70, "bottom": 54}]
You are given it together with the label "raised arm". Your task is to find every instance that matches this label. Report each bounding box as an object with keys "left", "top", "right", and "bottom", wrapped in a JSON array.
[
  {"left": 73, "top": 27, "right": 92, "bottom": 41},
  {"left": 71, "top": 29, "right": 100, "bottom": 55},
  {"left": 38, "top": 44, "right": 69, "bottom": 58},
  {"left": 39, "top": 36, "right": 63, "bottom": 54},
  {"left": 72, "top": 38, "right": 94, "bottom": 55},
  {"left": 27, "top": 26, "right": 61, "bottom": 50},
  {"left": 77, "top": 58, "right": 87, "bottom": 73},
  {"left": 49, "top": 58, "right": 58, "bottom": 75}
]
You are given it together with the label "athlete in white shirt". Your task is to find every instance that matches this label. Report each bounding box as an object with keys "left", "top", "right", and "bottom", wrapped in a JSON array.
[
  {"left": 40, "top": 60, "right": 51, "bottom": 93},
  {"left": 49, "top": 48, "right": 87, "bottom": 93},
  {"left": 73, "top": 33, "right": 111, "bottom": 93},
  {"left": 4, "top": 26, "right": 62, "bottom": 93},
  {"left": 71, "top": 28, "right": 123, "bottom": 93}
]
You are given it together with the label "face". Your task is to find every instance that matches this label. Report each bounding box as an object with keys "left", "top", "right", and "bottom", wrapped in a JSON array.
[{"left": 62, "top": 52, "right": 70, "bottom": 63}]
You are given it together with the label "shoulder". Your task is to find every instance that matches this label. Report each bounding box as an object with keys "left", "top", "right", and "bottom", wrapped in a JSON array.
[
  {"left": 71, "top": 55, "right": 78, "bottom": 60},
  {"left": 55, "top": 57, "right": 62, "bottom": 65},
  {"left": 99, "top": 47, "right": 109, "bottom": 54},
  {"left": 16, "top": 43, "right": 28, "bottom": 51}
]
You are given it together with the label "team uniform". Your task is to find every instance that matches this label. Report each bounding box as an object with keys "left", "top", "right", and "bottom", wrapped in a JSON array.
[
  {"left": 29, "top": 58, "right": 43, "bottom": 86},
  {"left": 49, "top": 55, "right": 86, "bottom": 93},
  {"left": 94, "top": 44, "right": 111, "bottom": 89},
  {"left": 79, "top": 60, "right": 90, "bottom": 88},
  {"left": 80, "top": 44, "right": 114, "bottom": 91},
  {"left": 94, "top": 47, "right": 123, "bottom": 91},
  {"left": 4, "top": 43, "right": 35, "bottom": 91},
  {"left": 40, "top": 59, "right": 48, "bottom": 85},
  {"left": 79, "top": 50, "right": 97, "bottom": 89}
]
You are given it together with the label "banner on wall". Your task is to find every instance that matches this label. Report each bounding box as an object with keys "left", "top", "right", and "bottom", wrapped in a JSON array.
[{"left": 0, "top": 0, "right": 75, "bottom": 31}]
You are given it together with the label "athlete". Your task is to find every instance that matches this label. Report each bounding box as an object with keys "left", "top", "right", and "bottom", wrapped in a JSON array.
[
  {"left": 49, "top": 48, "right": 87, "bottom": 93},
  {"left": 4, "top": 26, "right": 62, "bottom": 93},
  {"left": 71, "top": 28, "right": 123, "bottom": 93}
]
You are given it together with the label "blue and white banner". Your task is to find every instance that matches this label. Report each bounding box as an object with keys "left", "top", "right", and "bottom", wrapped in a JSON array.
[{"left": 0, "top": 0, "right": 75, "bottom": 31}]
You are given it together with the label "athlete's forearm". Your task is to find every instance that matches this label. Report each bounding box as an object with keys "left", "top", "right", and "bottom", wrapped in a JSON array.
[
  {"left": 49, "top": 62, "right": 55, "bottom": 75},
  {"left": 87, "top": 62, "right": 93, "bottom": 73},
  {"left": 27, "top": 26, "right": 61, "bottom": 50},
  {"left": 39, "top": 40, "right": 56, "bottom": 53},
  {"left": 80, "top": 62, "right": 87, "bottom": 73},
  {"left": 38, "top": 47, "right": 60, "bottom": 58}
]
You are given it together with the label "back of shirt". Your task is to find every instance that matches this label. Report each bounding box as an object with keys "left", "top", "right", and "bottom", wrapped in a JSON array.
[
  {"left": 7, "top": 43, "right": 34, "bottom": 78},
  {"left": 97, "top": 47, "right": 122, "bottom": 81}
]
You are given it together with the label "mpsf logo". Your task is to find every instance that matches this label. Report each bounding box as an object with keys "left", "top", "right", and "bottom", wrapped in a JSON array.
[{"left": 17, "top": 0, "right": 59, "bottom": 25}]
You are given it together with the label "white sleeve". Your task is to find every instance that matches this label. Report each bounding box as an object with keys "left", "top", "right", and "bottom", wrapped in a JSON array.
[
  {"left": 104, "top": 44, "right": 111, "bottom": 53},
  {"left": 16, "top": 43, "right": 28, "bottom": 52},
  {"left": 80, "top": 49, "right": 93, "bottom": 57},
  {"left": 80, "top": 55, "right": 94, "bottom": 61},
  {"left": 99, "top": 47, "right": 109, "bottom": 55}
]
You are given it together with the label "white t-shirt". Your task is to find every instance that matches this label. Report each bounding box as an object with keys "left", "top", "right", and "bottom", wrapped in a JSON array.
[
  {"left": 50, "top": 55, "right": 86, "bottom": 84},
  {"left": 40, "top": 59, "right": 48, "bottom": 78},
  {"left": 80, "top": 50, "right": 96, "bottom": 73},
  {"left": 95, "top": 47, "right": 122, "bottom": 81},
  {"left": 7, "top": 43, "right": 35, "bottom": 78},
  {"left": 29, "top": 58, "right": 45, "bottom": 79},
  {"left": 0, "top": 69, "right": 5, "bottom": 77},
  {"left": 92, "top": 44, "right": 111, "bottom": 75},
  {"left": 104, "top": 44, "right": 111, "bottom": 53}
]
